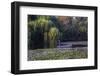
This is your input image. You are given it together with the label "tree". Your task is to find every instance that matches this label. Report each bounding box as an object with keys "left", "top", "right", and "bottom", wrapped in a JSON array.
[
  {"left": 28, "top": 15, "right": 88, "bottom": 50},
  {"left": 48, "top": 27, "right": 59, "bottom": 48},
  {"left": 28, "top": 15, "right": 59, "bottom": 49}
]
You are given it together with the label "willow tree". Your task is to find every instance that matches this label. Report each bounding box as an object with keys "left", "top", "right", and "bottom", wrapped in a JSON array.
[
  {"left": 48, "top": 27, "right": 59, "bottom": 48},
  {"left": 28, "top": 16, "right": 50, "bottom": 49},
  {"left": 28, "top": 21, "right": 36, "bottom": 49},
  {"left": 37, "top": 17, "right": 49, "bottom": 48},
  {"left": 28, "top": 15, "right": 60, "bottom": 49}
]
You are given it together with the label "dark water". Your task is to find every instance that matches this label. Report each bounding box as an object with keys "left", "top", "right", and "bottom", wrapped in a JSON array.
[{"left": 57, "top": 41, "right": 87, "bottom": 48}]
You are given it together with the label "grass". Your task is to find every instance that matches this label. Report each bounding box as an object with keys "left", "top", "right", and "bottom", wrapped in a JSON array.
[{"left": 28, "top": 48, "right": 87, "bottom": 61}]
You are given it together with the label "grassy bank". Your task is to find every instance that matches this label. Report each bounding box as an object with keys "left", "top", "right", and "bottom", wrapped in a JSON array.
[{"left": 28, "top": 48, "right": 87, "bottom": 61}]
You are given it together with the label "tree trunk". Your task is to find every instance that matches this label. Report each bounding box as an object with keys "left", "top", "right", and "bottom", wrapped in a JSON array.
[{"left": 44, "top": 32, "right": 48, "bottom": 48}]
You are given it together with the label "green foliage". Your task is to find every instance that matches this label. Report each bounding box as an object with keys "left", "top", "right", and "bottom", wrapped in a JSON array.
[
  {"left": 48, "top": 27, "right": 59, "bottom": 40},
  {"left": 28, "top": 15, "right": 88, "bottom": 49},
  {"left": 48, "top": 27, "right": 59, "bottom": 48},
  {"left": 28, "top": 15, "right": 60, "bottom": 49},
  {"left": 59, "top": 17, "right": 88, "bottom": 41}
]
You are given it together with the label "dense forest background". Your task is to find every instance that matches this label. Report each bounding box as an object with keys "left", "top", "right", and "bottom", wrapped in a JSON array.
[{"left": 28, "top": 15, "right": 88, "bottom": 49}]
